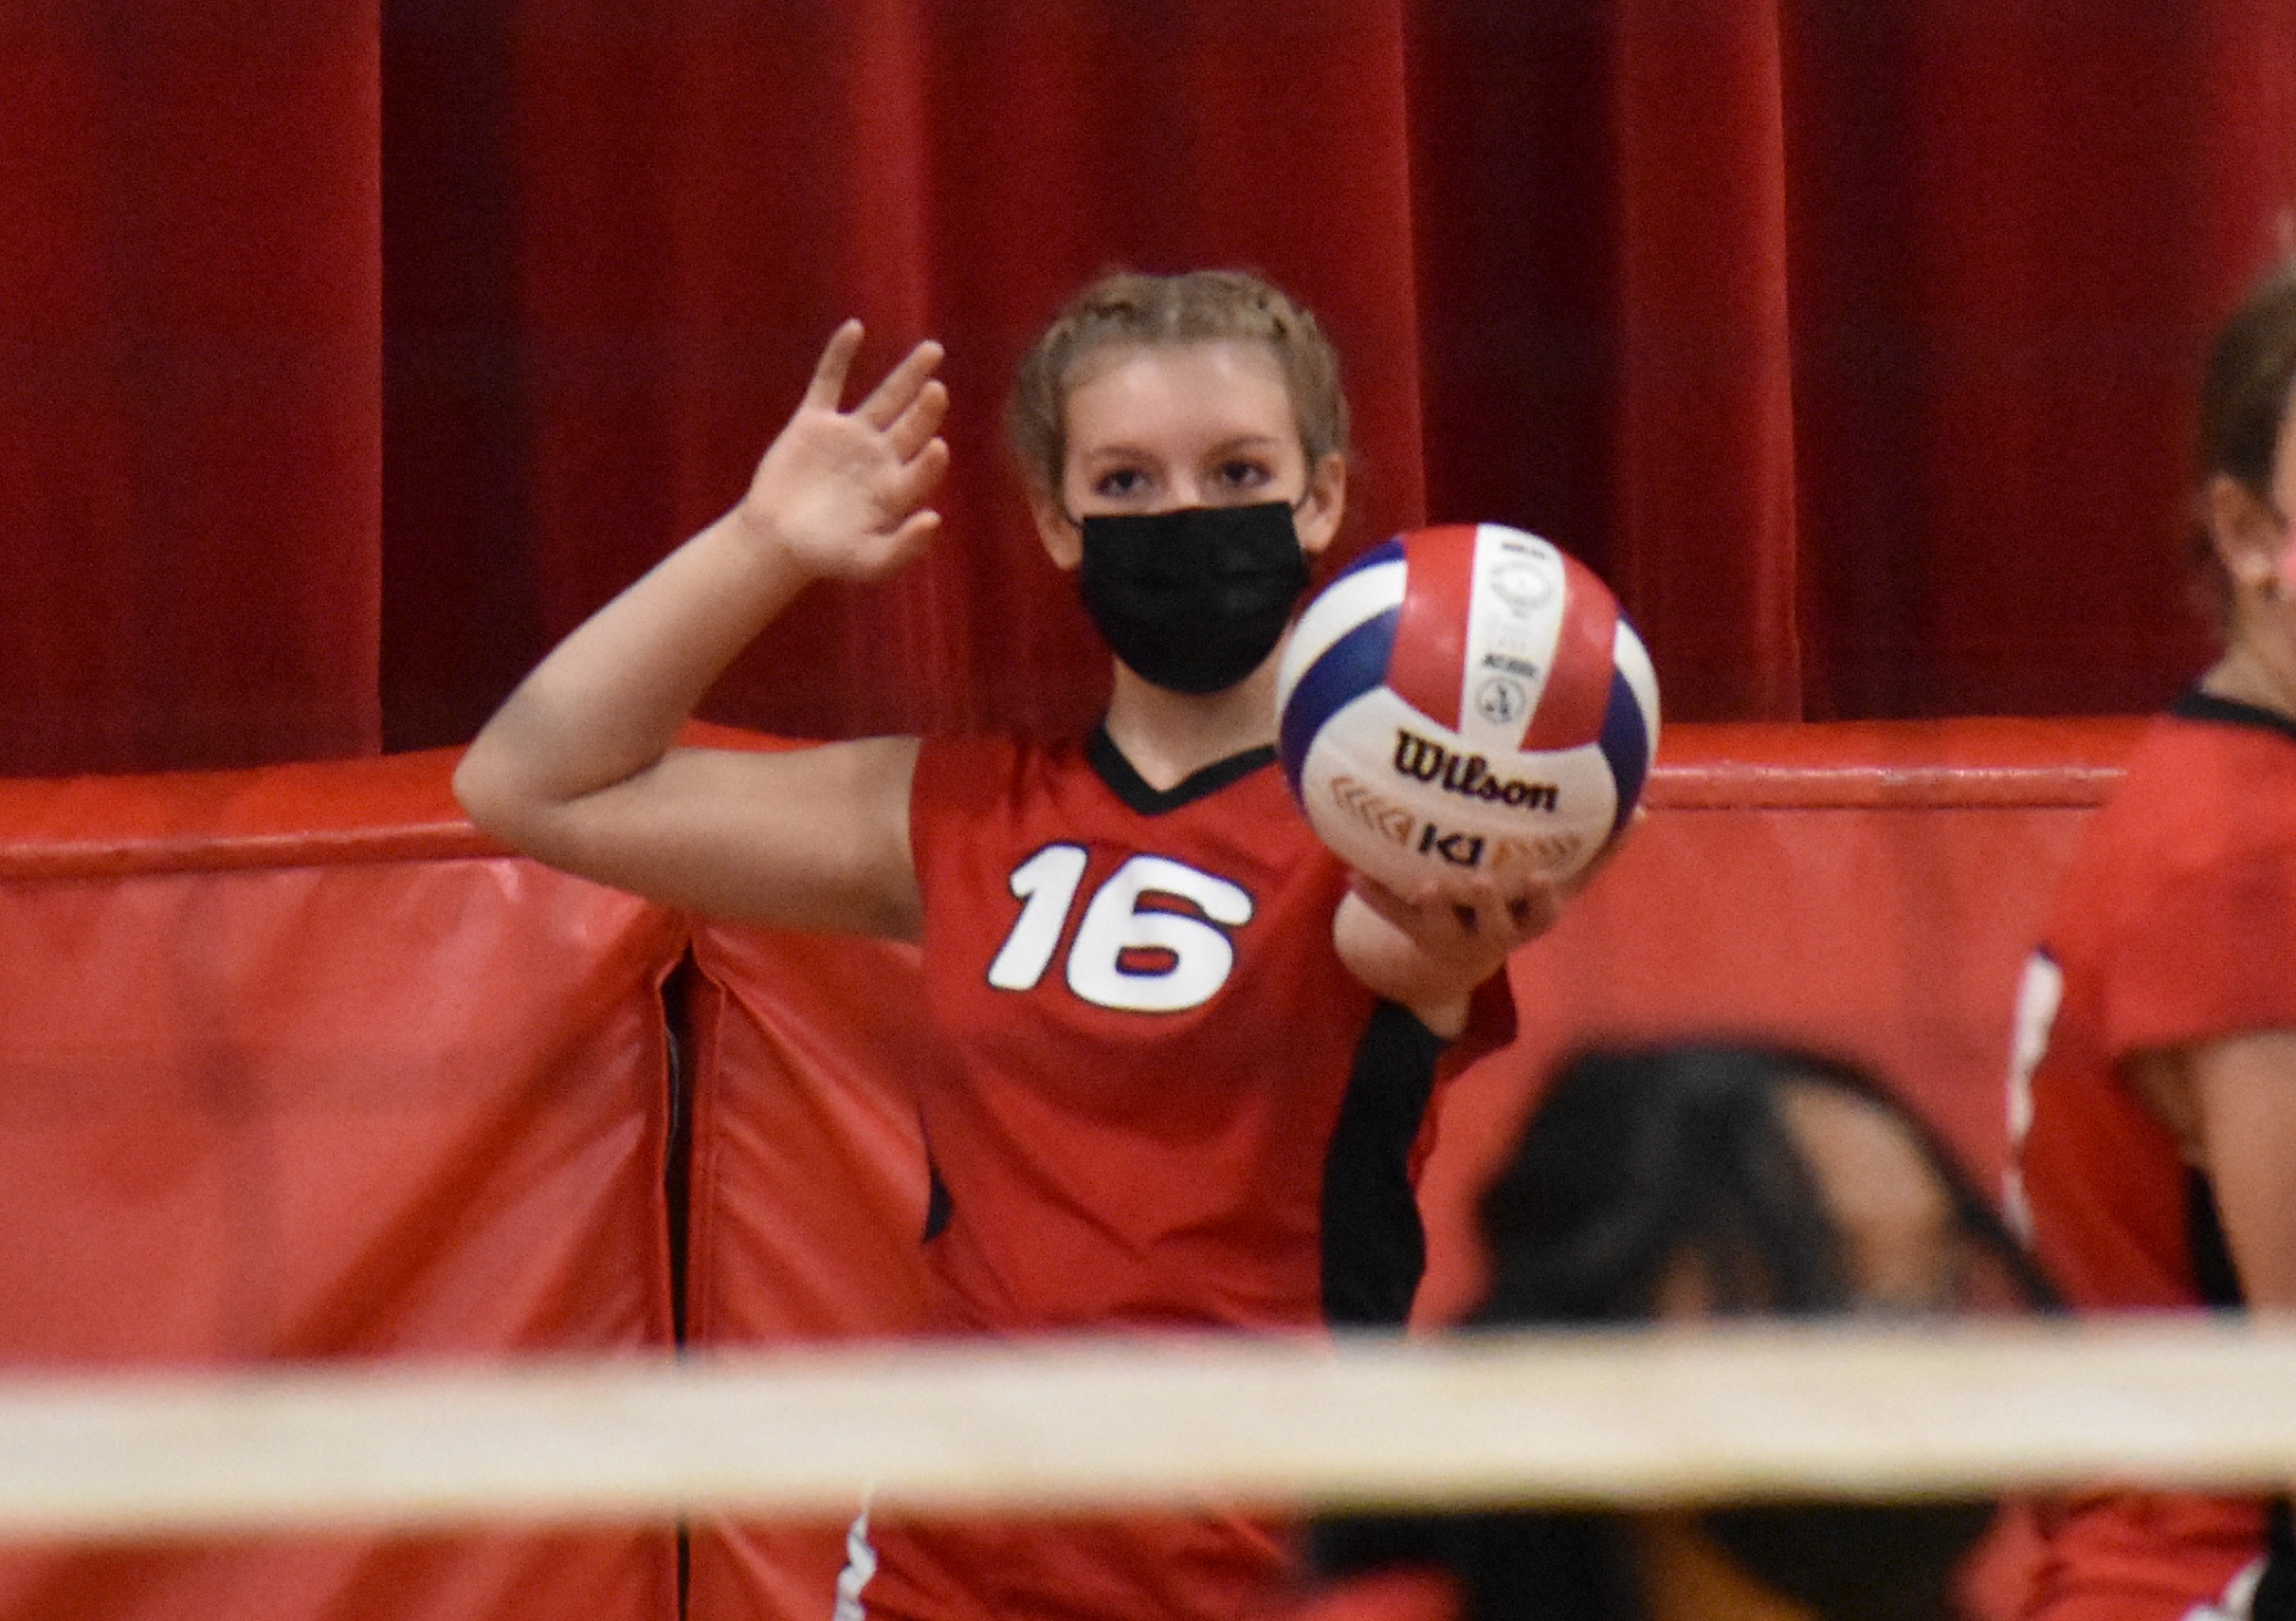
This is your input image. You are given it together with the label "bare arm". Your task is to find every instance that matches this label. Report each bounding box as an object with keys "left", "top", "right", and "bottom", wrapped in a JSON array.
[
  {"left": 453, "top": 322, "right": 950, "bottom": 938},
  {"left": 2186, "top": 1029, "right": 2296, "bottom": 1305}
]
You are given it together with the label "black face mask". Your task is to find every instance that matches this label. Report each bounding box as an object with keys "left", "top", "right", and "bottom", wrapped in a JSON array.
[
  {"left": 1702, "top": 1501, "right": 1995, "bottom": 1621},
  {"left": 1076, "top": 501, "right": 1311, "bottom": 695}
]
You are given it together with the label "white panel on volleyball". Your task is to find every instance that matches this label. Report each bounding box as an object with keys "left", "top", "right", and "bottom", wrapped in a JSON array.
[
  {"left": 1455, "top": 524, "right": 1569, "bottom": 756},
  {"left": 1297, "top": 685, "right": 1418, "bottom": 885},
  {"left": 1278, "top": 550, "right": 1406, "bottom": 696}
]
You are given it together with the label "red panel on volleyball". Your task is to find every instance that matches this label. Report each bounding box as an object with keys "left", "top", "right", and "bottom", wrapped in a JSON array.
[{"left": 0, "top": 752, "right": 683, "bottom": 1621}]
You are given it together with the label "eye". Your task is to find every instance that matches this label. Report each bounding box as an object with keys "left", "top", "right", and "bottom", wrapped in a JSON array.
[
  {"left": 1216, "top": 459, "right": 1273, "bottom": 491},
  {"left": 1092, "top": 466, "right": 1146, "bottom": 499}
]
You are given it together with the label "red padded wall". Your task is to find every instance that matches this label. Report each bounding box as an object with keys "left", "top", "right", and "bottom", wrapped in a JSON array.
[
  {"left": 1414, "top": 718, "right": 2141, "bottom": 1325},
  {"left": 682, "top": 921, "right": 950, "bottom": 1621},
  {"left": 0, "top": 722, "right": 2144, "bottom": 1621},
  {"left": 0, "top": 753, "right": 683, "bottom": 1621}
]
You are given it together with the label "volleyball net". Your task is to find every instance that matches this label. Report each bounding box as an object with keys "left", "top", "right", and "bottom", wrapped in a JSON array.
[{"left": 6, "top": 1318, "right": 2292, "bottom": 1543}]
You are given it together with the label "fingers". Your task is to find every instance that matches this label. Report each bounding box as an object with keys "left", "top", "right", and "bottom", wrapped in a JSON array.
[
  {"left": 1346, "top": 871, "right": 1427, "bottom": 936},
  {"left": 887, "top": 505, "right": 943, "bottom": 562},
  {"left": 857, "top": 338, "right": 947, "bottom": 431},
  {"left": 1351, "top": 866, "right": 1562, "bottom": 953},
  {"left": 886, "top": 436, "right": 951, "bottom": 512},
  {"left": 802, "top": 324, "right": 946, "bottom": 439},
  {"left": 885, "top": 377, "right": 949, "bottom": 463},
  {"left": 804, "top": 320, "right": 866, "bottom": 410},
  {"left": 1442, "top": 875, "right": 1556, "bottom": 945}
]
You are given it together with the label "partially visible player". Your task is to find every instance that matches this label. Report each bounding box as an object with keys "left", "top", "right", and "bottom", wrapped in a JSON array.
[
  {"left": 454, "top": 269, "right": 1576, "bottom": 1621},
  {"left": 1294, "top": 1042, "right": 2052, "bottom": 1621},
  {"left": 2008, "top": 259, "right": 2296, "bottom": 1621}
]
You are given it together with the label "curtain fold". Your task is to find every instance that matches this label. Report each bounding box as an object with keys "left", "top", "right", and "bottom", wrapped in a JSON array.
[
  {"left": 1611, "top": 0, "right": 1803, "bottom": 720},
  {"left": 0, "top": 2, "right": 382, "bottom": 776},
  {"left": 5, "top": 1, "right": 2295, "bottom": 773}
]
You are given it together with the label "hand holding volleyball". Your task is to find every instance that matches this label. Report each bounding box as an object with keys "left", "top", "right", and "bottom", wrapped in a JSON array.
[{"left": 1277, "top": 523, "right": 1660, "bottom": 897}]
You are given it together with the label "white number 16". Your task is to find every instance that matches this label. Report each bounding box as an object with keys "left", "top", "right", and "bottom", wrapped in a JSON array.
[{"left": 985, "top": 845, "right": 1255, "bottom": 1014}]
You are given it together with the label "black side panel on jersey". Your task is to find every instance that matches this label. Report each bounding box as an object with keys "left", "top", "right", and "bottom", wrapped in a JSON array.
[
  {"left": 1321, "top": 1001, "right": 1447, "bottom": 1327},
  {"left": 2181, "top": 1169, "right": 2296, "bottom": 1621},
  {"left": 2186, "top": 1169, "right": 2246, "bottom": 1308},
  {"left": 2258, "top": 1502, "right": 2296, "bottom": 1621}
]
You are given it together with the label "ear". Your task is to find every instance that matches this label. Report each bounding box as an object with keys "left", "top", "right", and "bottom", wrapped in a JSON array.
[
  {"left": 2207, "top": 472, "right": 2287, "bottom": 597},
  {"left": 1296, "top": 451, "right": 1348, "bottom": 557},
  {"left": 1031, "top": 484, "right": 1083, "bottom": 572}
]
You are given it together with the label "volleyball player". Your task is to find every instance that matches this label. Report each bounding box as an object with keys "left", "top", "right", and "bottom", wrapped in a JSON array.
[
  {"left": 455, "top": 270, "right": 1577, "bottom": 1621},
  {"left": 2008, "top": 259, "right": 2296, "bottom": 1621}
]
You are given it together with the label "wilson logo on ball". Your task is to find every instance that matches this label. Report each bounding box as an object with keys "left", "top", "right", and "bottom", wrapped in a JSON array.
[
  {"left": 1276, "top": 522, "right": 1659, "bottom": 894},
  {"left": 1391, "top": 729, "right": 1559, "bottom": 812}
]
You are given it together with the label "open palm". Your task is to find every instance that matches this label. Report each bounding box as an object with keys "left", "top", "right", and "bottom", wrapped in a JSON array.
[{"left": 739, "top": 320, "right": 951, "bottom": 582}]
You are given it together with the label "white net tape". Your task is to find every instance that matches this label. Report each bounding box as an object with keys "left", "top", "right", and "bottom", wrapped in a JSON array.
[{"left": 4, "top": 1317, "right": 2289, "bottom": 1542}]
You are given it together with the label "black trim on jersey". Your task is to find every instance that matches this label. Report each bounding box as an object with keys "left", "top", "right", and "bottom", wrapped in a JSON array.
[
  {"left": 2186, "top": 1169, "right": 2246, "bottom": 1309},
  {"left": 1087, "top": 721, "right": 1276, "bottom": 816},
  {"left": 2181, "top": 1169, "right": 2296, "bottom": 1621},
  {"left": 2257, "top": 1501, "right": 2296, "bottom": 1621},
  {"left": 2170, "top": 688, "right": 2296, "bottom": 745},
  {"left": 1321, "top": 1001, "right": 1448, "bottom": 1326}
]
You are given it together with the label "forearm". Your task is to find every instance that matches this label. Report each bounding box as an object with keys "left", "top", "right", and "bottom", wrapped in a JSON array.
[{"left": 455, "top": 508, "right": 809, "bottom": 833}]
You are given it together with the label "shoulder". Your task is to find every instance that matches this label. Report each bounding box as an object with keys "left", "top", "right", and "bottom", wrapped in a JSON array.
[
  {"left": 2054, "top": 711, "right": 2296, "bottom": 927},
  {"left": 2107, "top": 707, "right": 2296, "bottom": 844},
  {"left": 2056, "top": 712, "right": 2296, "bottom": 1053},
  {"left": 909, "top": 733, "right": 1102, "bottom": 885},
  {"left": 912, "top": 733, "right": 1086, "bottom": 810}
]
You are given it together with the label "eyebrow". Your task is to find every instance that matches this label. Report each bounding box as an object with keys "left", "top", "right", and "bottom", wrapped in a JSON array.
[{"left": 1080, "top": 434, "right": 1289, "bottom": 464}]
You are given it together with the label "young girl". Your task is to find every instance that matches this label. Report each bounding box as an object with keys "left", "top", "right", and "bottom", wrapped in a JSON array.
[
  {"left": 2009, "top": 259, "right": 2296, "bottom": 1621},
  {"left": 455, "top": 269, "right": 1573, "bottom": 1621}
]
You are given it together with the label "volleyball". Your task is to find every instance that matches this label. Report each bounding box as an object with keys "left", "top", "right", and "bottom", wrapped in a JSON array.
[{"left": 1276, "top": 523, "right": 1659, "bottom": 894}]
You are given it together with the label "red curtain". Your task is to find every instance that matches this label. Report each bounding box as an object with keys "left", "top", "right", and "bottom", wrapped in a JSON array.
[
  {"left": 5, "top": 2, "right": 2295, "bottom": 774},
  {"left": 0, "top": 2, "right": 383, "bottom": 776}
]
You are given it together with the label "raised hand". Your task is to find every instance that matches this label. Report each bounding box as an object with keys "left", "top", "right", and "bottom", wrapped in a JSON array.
[{"left": 735, "top": 320, "right": 952, "bottom": 583}]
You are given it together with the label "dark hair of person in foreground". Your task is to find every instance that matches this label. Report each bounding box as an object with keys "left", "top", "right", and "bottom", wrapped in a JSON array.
[{"left": 1312, "top": 1043, "right": 2059, "bottom": 1621}]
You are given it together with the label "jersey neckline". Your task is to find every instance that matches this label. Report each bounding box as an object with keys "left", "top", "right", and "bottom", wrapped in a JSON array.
[
  {"left": 1087, "top": 721, "right": 1276, "bottom": 816},
  {"left": 2170, "top": 687, "right": 2296, "bottom": 745}
]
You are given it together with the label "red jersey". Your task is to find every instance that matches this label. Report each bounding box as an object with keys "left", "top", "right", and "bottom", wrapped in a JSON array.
[
  {"left": 1280, "top": 1569, "right": 1463, "bottom": 1621},
  {"left": 2010, "top": 694, "right": 2296, "bottom": 1621},
  {"left": 844, "top": 728, "right": 1506, "bottom": 1621}
]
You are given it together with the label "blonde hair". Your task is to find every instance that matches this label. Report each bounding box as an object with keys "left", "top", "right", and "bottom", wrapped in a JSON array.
[{"left": 1006, "top": 268, "right": 1349, "bottom": 498}]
